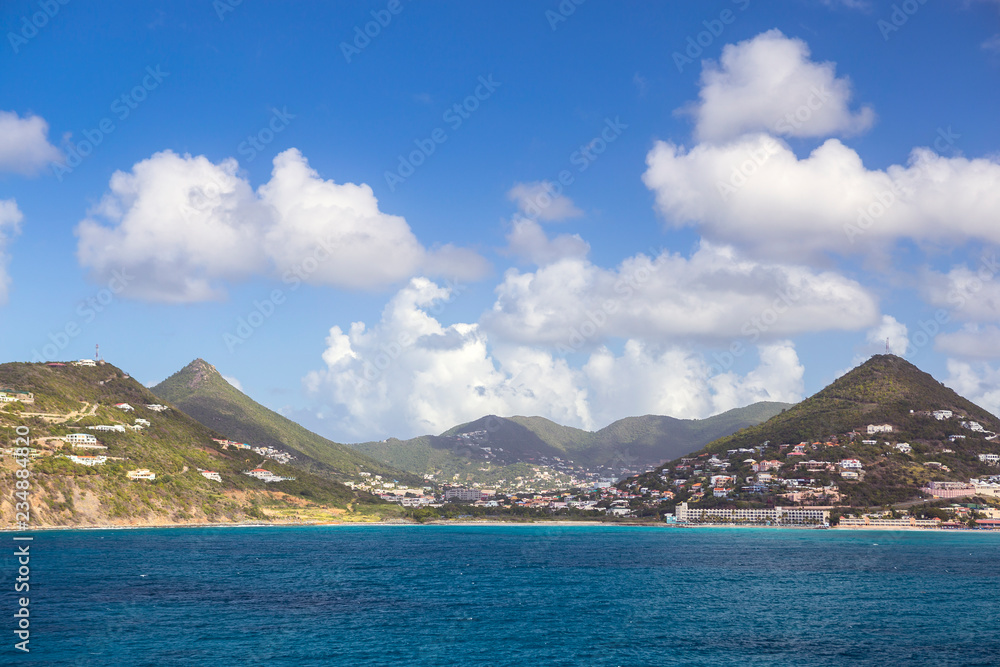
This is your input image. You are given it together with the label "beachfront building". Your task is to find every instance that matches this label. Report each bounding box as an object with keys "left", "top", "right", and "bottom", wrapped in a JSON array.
[
  {"left": 444, "top": 488, "right": 485, "bottom": 502},
  {"left": 922, "top": 481, "right": 975, "bottom": 499},
  {"left": 674, "top": 502, "right": 828, "bottom": 526},
  {"left": 839, "top": 516, "right": 941, "bottom": 529}
]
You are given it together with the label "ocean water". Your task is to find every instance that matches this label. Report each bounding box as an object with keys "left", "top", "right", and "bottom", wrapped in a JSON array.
[{"left": 5, "top": 524, "right": 1000, "bottom": 666}]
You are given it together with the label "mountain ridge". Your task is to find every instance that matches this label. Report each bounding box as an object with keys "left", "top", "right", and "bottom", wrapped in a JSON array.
[{"left": 151, "top": 359, "right": 421, "bottom": 484}]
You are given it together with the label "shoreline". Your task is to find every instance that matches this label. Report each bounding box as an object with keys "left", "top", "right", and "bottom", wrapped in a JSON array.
[{"left": 4, "top": 519, "right": 997, "bottom": 533}]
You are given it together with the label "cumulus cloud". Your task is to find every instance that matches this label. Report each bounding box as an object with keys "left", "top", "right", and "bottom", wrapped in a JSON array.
[
  {"left": 483, "top": 242, "right": 879, "bottom": 347},
  {"left": 0, "top": 199, "right": 24, "bottom": 304},
  {"left": 921, "top": 258, "right": 1000, "bottom": 322},
  {"left": 0, "top": 111, "right": 62, "bottom": 175},
  {"left": 945, "top": 359, "right": 1000, "bottom": 418},
  {"left": 507, "top": 181, "right": 582, "bottom": 222},
  {"left": 642, "top": 134, "right": 1000, "bottom": 259},
  {"left": 504, "top": 217, "right": 590, "bottom": 266},
  {"left": 304, "top": 278, "right": 806, "bottom": 439},
  {"left": 75, "top": 149, "right": 488, "bottom": 302},
  {"left": 866, "top": 315, "right": 910, "bottom": 355},
  {"left": 686, "top": 30, "right": 874, "bottom": 142},
  {"left": 937, "top": 324, "right": 1000, "bottom": 360}
]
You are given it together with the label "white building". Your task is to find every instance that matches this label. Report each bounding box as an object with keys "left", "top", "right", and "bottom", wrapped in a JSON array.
[
  {"left": 675, "top": 502, "right": 828, "bottom": 525},
  {"left": 73, "top": 359, "right": 97, "bottom": 367},
  {"left": 867, "top": 424, "right": 893, "bottom": 434},
  {"left": 134, "top": 418, "right": 151, "bottom": 427},
  {"left": 88, "top": 424, "right": 126, "bottom": 432},
  {"left": 127, "top": 468, "right": 156, "bottom": 480},
  {"left": 69, "top": 455, "right": 106, "bottom": 466},
  {"left": 979, "top": 453, "right": 1000, "bottom": 465},
  {"left": 243, "top": 468, "right": 294, "bottom": 483},
  {"left": 145, "top": 404, "right": 169, "bottom": 412},
  {"left": 444, "top": 488, "right": 484, "bottom": 501},
  {"left": 894, "top": 443, "right": 912, "bottom": 454},
  {"left": 933, "top": 410, "right": 953, "bottom": 420},
  {"left": 840, "top": 459, "right": 864, "bottom": 469},
  {"left": 114, "top": 403, "right": 134, "bottom": 412},
  {"left": 962, "top": 420, "right": 985, "bottom": 432},
  {"left": 200, "top": 470, "right": 222, "bottom": 482},
  {"left": 65, "top": 433, "right": 98, "bottom": 445}
]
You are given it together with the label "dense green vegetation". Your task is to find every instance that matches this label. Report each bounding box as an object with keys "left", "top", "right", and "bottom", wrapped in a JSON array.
[
  {"left": 627, "top": 355, "right": 1000, "bottom": 509},
  {"left": 152, "top": 359, "right": 421, "bottom": 484},
  {"left": 0, "top": 361, "right": 382, "bottom": 527},
  {"left": 350, "top": 402, "right": 791, "bottom": 481}
]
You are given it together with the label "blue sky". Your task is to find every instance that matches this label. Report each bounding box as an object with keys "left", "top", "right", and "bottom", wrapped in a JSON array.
[{"left": 2, "top": 0, "right": 999, "bottom": 442}]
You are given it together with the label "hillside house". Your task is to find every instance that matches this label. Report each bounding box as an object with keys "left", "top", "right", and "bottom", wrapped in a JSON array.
[
  {"left": 0, "top": 389, "right": 34, "bottom": 404},
  {"left": 840, "top": 459, "right": 863, "bottom": 469},
  {"left": 73, "top": 359, "right": 97, "bottom": 367},
  {"left": 867, "top": 424, "right": 893, "bottom": 434},
  {"left": 894, "top": 443, "right": 912, "bottom": 454},
  {"left": 127, "top": 469, "right": 156, "bottom": 480},
  {"left": 961, "top": 420, "right": 985, "bottom": 432},
  {"left": 145, "top": 404, "right": 169, "bottom": 412},
  {"left": 199, "top": 470, "right": 222, "bottom": 482},
  {"left": 88, "top": 425, "right": 126, "bottom": 432},
  {"left": 65, "top": 433, "right": 98, "bottom": 445},
  {"left": 114, "top": 403, "right": 134, "bottom": 412},
  {"left": 68, "top": 455, "right": 106, "bottom": 466},
  {"left": 933, "top": 410, "right": 953, "bottom": 420}
]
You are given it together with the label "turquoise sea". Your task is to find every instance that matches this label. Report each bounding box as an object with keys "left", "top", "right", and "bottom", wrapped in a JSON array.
[{"left": 5, "top": 525, "right": 1000, "bottom": 666}]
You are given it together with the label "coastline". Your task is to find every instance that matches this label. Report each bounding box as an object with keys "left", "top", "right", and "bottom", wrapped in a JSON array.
[{"left": 4, "top": 519, "right": 996, "bottom": 532}]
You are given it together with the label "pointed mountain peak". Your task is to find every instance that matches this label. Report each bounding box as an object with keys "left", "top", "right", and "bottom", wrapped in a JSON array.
[{"left": 179, "top": 359, "right": 222, "bottom": 389}]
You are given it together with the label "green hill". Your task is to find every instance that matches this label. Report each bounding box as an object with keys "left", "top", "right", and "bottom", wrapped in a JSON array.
[
  {"left": 702, "top": 355, "right": 997, "bottom": 454},
  {"left": 349, "top": 402, "right": 791, "bottom": 483},
  {"left": 625, "top": 355, "right": 1000, "bottom": 507},
  {"left": 151, "top": 359, "right": 419, "bottom": 484},
  {"left": 0, "top": 361, "right": 393, "bottom": 528}
]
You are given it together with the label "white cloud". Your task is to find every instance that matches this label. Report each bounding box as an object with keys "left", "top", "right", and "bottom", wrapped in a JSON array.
[
  {"left": 483, "top": 242, "right": 879, "bottom": 347},
  {"left": 921, "top": 259, "right": 1000, "bottom": 322},
  {"left": 222, "top": 375, "right": 244, "bottom": 392},
  {"left": 983, "top": 34, "right": 1000, "bottom": 53},
  {"left": 642, "top": 134, "right": 1000, "bottom": 259},
  {"left": 945, "top": 359, "right": 1000, "bottom": 418},
  {"left": 507, "top": 181, "right": 583, "bottom": 222},
  {"left": 305, "top": 278, "right": 807, "bottom": 440},
  {"left": 866, "top": 315, "right": 910, "bottom": 355},
  {"left": 504, "top": 217, "right": 590, "bottom": 266},
  {"left": 937, "top": 324, "right": 1000, "bottom": 360},
  {"left": 583, "top": 340, "right": 804, "bottom": 428},
  {"left": 686, "top": 29, "right": 874, "bottom": 142},
  {"left": 0, "top": 199, "right": 24, "bottom": 304},
  {"left": 75, "top": 149, "right": 489, "bottom": 302},
  {"left": 0, "top": 111, "right": 62, "bottom": 175}
]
